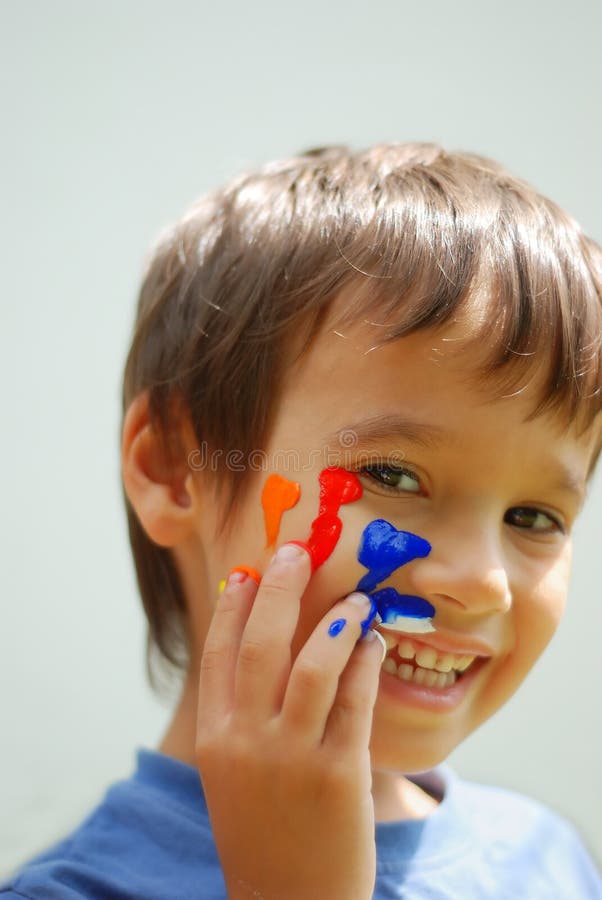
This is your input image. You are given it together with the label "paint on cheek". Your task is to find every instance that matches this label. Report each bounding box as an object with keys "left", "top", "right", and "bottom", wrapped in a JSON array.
[
  {"left": 328, "top": 618, "right": 347, "bottom": 637},
  {"left": 304, "top": 467, "right": 363, "bottom": 570},
  {"left": 261, "top": 474, "right": 301, "bottom": 547},
  {"left": 356, "top": 518, "right": 431, "bottom": 593},
  {"left": 369, "top": 587, "right": 436, "bottom": 634},
  {"left": 355, "top": 518, "right": 435, "bottom": 631},
  {"left": 221, "top": 467, "right": 361, "bottom": 602}
]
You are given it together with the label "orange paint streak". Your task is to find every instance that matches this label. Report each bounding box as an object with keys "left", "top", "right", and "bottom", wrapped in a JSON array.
[
  {"left": 261, "top": 474, "right": 301, "bottom": 548},
  {"left": 230, "top": 565, "right": 262, "bottom": 585}
]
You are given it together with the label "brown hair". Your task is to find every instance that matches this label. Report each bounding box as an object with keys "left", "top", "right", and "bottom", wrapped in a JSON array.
[{"left": 121, "top": 143, "right": 602, "bottom": 690}]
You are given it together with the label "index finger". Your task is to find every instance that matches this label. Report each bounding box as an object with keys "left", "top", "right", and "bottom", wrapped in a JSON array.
[{"left": 197, "top": 572, "right": 257, "bottom": 732}]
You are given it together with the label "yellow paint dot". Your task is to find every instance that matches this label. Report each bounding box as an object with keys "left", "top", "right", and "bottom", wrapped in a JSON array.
[{"left": 218, "top": 578, "right": 226, "bottom": 595}]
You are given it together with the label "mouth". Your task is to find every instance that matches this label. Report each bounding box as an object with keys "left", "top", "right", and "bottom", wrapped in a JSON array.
[{"left": 377, "top": 630, "right": 487, "bottom": 689}]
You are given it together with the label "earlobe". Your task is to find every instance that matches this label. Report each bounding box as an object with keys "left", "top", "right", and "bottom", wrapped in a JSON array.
[{"left": 121, "top": 391, "right": 198, "bottom": 548}]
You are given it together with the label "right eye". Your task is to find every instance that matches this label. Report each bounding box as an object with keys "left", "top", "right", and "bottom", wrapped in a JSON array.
[
  {"left": 504, "top": 506, "right": 565, "bottom": 535},
  {"left": 360, "top": 464, "right": 423, "bottom": 495}
]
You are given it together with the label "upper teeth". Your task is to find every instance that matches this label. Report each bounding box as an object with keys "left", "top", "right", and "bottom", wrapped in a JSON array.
[{"left": 380, "top": 633, "right": 476, "bottom": 673}]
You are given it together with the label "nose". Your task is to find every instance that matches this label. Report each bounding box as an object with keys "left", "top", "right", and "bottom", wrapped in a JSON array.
[{"left": 404, "top": 522, "right": 512, "bottom": 616}]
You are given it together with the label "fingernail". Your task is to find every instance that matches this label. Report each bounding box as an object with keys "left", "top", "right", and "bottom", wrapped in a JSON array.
[
  {"left": 363, "top": 628, "right": 387, "bottom": 663},
  {"left": 274, "top": 543, "right": 305, "bottom": 563},
  {"left": 230, "top": 565, "right": 261, "bottom": 585},
  {"left": 347, "top": 592, "right": 371, "bottom": 608},
  {"left": 288, "top": 540, "right": 314, "bottom": 569},
  {"left": 227, "top": 569, "right": 247, "bottom": 586}
]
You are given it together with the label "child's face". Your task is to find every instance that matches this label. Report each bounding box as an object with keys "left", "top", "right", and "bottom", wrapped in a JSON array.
[{"left": 196, "top": 315, "right": 597, "bottom": 773}]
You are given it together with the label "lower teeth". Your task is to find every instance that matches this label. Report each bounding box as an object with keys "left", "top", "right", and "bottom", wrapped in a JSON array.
[{"left": 382, "top": 656, "right": 458, "bottom": 688}]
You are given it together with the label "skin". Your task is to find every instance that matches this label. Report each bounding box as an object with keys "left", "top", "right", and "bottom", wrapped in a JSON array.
[{"left": 121, "top": 314, "right": 598, "bottom": 899}]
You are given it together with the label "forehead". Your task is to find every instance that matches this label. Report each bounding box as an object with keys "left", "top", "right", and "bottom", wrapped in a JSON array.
[
  {"left": 290, "top": 276, "right": 595, "bottom": 425},
  {"left": 290, "top": 310, "right": 530, "bottom": 413},
  {"left": 280, "top": 314, "right": 600, "bottom": 479}
]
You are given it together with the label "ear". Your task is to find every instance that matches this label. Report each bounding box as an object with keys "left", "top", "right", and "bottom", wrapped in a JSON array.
[{"left": 121, "top": 391, "right": 198, "bottom": 548}]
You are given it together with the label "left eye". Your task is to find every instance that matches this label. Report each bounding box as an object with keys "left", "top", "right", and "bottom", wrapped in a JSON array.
[
  {"left": 361, "top": 464, "right": 422, "bottom": 494},
  {"left": 504, "top": 507, "right": 564, "bottom": 534}
]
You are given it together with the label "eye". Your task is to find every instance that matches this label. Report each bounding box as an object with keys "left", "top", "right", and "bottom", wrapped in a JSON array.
[
  {"left": 360, "top": 464, "right": 422, "bottom": 495},
  {"left": 504, "top": 506, "right": 564, "bottom": 534}
]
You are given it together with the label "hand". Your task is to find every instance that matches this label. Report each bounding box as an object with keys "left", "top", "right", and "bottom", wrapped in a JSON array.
[{"left": 195, "top": 543, "right": 385, "bottom": 900}]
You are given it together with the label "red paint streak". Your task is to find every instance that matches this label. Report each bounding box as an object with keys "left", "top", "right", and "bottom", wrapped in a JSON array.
[
  {"left": 302, "top": 467, "right": 362, "bottom": 570},
  {"left": 261, "top": 474, "right": 301, "bottom": 548}
]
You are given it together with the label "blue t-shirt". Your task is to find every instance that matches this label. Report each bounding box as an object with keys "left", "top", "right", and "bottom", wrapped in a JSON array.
[{"left": 1, "top": 749, "right": 600, "bottom": 899}]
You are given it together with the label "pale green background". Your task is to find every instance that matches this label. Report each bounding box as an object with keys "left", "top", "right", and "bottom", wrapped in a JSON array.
[{"left": 1, "top": 0, "right": 600, "bottom": 876}]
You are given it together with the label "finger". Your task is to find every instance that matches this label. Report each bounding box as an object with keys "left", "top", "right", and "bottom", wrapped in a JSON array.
[
  {"left": 280, "top": 591, "right": 374, "bottom": 744},
  {"left": 197, "top": 571, "right": 258, "bottom": 731},
  {"left": 234, "top": 543, "right": 312, "bottom": 719},
  {"left": 323, "top": 628, "right": 386, "bottom": 755}
]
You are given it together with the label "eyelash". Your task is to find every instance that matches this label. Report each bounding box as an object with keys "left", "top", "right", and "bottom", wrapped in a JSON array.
[
  {"left": 503, "top": 507, "right": 565, "bottom": 535},
  {"left": 358, "top": 463, "right": 423, "bottom": 495},
  {"left": 358, "top": 464, "right": 565, "bottom": 534}
]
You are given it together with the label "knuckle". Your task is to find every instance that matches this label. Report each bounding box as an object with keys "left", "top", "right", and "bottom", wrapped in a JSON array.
[
  {"left": 198, "top": 729, "right": 265, "bottom": 776},
  {"left": 195, "top": 718, "right": 241, "bottom": 766},
  {"left": 316, "top": 757, "right": 355, "bottom": 795},
  {"left": 216, "top": 591, "right": 239, "bottom": 613},
  {"left": 200, "top": 645, "right": 224, "bottom": 673},
  {"left": 294, "top": 658, "right": 325, "bottom": 693},
  {"left": 257, "top": 575, "right": 291, "bottom": 599},
  {"left": 334, "top": 692, "right": 364, "bottom": 718},
  {"left": 194, "top": 736, "right": 214, "bottom": 766},
  {"left": 238, "top": 637, "right": 267, "bottom": 668},
  {"left": 194, "top": 729, "right": 223, "bottom": 766}
]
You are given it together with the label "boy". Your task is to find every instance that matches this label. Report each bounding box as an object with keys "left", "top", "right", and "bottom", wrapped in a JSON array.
[{"left": 2, "top": 143, "right": 601, "bottom": 898}]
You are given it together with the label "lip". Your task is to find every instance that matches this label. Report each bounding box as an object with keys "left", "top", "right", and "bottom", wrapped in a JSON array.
[
  {"left": 378, "top": 654, "right": 489, "bottom": 713},
  {"left": 376, "top": 625, "right": 495, "bottom": 659}
]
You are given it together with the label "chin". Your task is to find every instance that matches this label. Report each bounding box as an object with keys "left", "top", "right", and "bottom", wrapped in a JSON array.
[{"left": 369, "top": 727, "right": 459, "bottom": 774}]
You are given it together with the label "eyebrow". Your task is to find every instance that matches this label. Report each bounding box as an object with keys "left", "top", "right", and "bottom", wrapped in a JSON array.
[
  {"left": 540, "top": 462, "right": 587, "bottom": 506},
  {"left": 326, "top": 414, "right": 587, "bottom": 504},
  {"left": 326, "top": 414, "right": 449, "bottom": 451}
]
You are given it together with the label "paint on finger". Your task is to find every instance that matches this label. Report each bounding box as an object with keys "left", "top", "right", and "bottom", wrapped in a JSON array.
[
  {"left": 328, "top": 617, "right": 347, "bottom": 637},
  {"left": 359, "top": 597, "right": 380, "bottom": 638},
  {"left": 230, "top": 565, "right": 262, "bottom": 585}
]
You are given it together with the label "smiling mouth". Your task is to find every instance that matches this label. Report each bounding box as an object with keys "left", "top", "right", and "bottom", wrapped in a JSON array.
[{"left": 379, "top": 632, "right": 483, "bottom": 688}]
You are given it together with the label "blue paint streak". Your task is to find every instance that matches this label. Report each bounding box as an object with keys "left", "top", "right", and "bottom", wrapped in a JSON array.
[
  {"left": 359, "top": 597, "right": 379, "bottom": 638},
  {"left": 369, "top": 587, "right": 435, "bottom": 624},
  {"left": 356, "top": 519, "right": 431, "bottom": 594},
  {"left": 328, "top": 617, "right": 347, "bottom": 637}
]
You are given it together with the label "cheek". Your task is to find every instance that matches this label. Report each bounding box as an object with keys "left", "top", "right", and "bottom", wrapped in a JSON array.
[
  {"left": 263, "top": 468, "right": 368, "bottom": 583},
  {"left": 289, "top": 515, "right": 371, "bottom": 658},
  {"left": 514, "top": 554, "right": 571, "bottom": 662},
  {"left": 473, "top": 557, "right": 572, "bottom": 728},
  {"left": 221, "top": 475, "right": 319, "bottom": 574}
]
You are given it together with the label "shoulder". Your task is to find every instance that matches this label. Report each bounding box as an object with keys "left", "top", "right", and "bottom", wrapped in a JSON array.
[
  {"left": 454, "top": 771, "right": 586, "bottom": 844},
  {"left": 449, "top": 769, "right": 601, "bottom": 895},
  {"left": 1, "top": 750, "right": 226, "bottom": 900}
]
